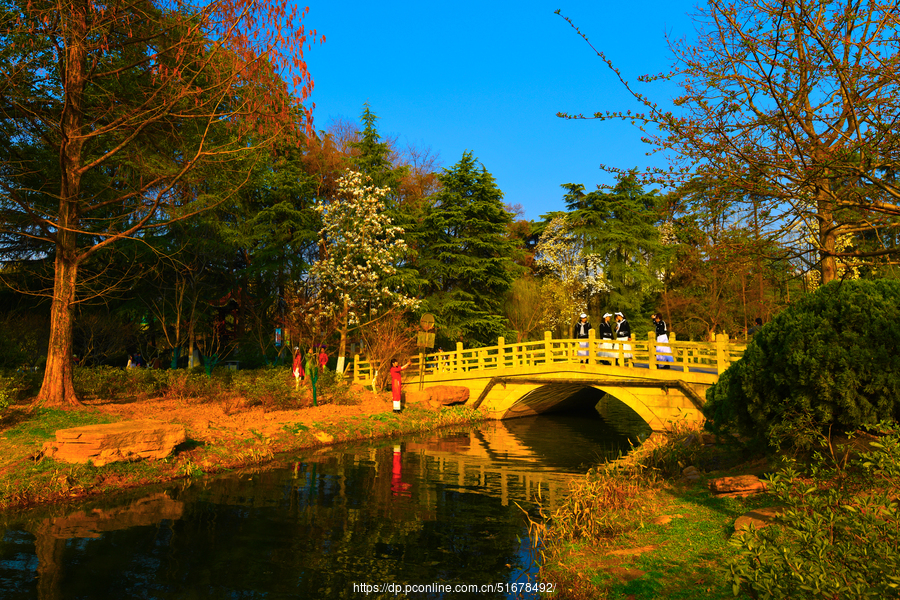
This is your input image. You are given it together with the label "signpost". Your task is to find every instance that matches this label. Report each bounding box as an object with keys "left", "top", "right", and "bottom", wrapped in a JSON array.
[{"left": 417, "top": 314, "right": 435, "bottom": 390}]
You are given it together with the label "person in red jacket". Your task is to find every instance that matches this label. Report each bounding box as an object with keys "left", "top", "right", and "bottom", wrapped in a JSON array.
[{"left": 390, "top": 358, "right": 410, "bottom": 413}]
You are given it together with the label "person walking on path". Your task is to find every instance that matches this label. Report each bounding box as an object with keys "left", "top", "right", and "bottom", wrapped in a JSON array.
[
  {"left": 318, "top": 346, "right": 328, "bottom": 371},
  {"left": 652, "top": 313, "right": 674, "bottom": 369},
  {"left": 390, "top": 358, "right": 411, "bottom": 413},
  {"left": 574, "top": 313, "right": 592, "bottom": 363},
  {"left": 597, "top": 313, "right": 616, "bottom": 364},
  {"left": 614, "top": 312, "right": 632, "bottom": 364}
]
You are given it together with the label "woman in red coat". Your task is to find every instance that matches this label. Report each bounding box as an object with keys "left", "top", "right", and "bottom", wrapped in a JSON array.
[{"left": 390, "top": 358, "right": 410, "bottom": 413}]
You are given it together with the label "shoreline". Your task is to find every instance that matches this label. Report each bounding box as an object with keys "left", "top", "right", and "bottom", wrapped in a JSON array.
[{"left": 0, "top": 391, "right": 488, "bottom": 515}]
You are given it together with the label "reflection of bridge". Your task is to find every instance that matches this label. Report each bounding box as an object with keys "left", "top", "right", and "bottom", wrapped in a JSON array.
[{"left": 353, "top": 332, "right": 746, "bottom": 430}]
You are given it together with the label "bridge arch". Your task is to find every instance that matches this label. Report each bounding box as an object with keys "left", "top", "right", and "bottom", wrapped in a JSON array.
[
  {"left": 494, "top": 381, "right": 682, "bottom": 431},
  {"left": 469, "top": 375, "right": 709, "bottom": 431}
]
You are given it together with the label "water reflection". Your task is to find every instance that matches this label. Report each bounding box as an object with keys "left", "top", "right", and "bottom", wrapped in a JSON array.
[{"left": 1, "top": 406, "right": 644, "bottom": 599}]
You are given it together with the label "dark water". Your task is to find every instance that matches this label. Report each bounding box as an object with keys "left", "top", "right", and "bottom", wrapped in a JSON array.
[{"left": 0, "top": 397, "right": 650, "bottom": 600}]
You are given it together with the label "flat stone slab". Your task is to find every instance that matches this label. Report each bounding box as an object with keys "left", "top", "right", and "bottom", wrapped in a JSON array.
[
  {"left": 42, "top": 419, "right": 186, "bottom": 466},
  {"left": 406, "top": 385, "right": 470, "bottom": 409},
  {"left": 708, "top": 475, "right": 768, "bottom": 497}
]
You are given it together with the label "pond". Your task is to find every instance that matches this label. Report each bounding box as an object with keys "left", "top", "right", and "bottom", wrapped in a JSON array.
[{"left": 1, "top": 396, "right": 651, "bottom": 599}]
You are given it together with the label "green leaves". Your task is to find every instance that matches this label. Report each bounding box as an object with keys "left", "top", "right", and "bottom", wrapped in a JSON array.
[
  {"left": 416, "top": 151, "right": 519, "bottom": 346},
  {"left": 728, "top": 436, "right": 900, "bottom": 598},
  {"left": 704, "top": 279, "right": 900, "bottom": 445}
]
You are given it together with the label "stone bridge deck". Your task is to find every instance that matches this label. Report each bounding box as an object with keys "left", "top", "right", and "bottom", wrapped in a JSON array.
[{"left": 352, "top": 331, "right": 745, "bottom": 431}]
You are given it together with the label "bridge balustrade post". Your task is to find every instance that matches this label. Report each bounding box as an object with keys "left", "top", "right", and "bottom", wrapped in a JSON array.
[
  {"left": 497, "top": 336, "right": 505, "bottom": 369},
  {"left": 544, "top": 331, "right": 552, "bottom": 366},
  {"left": 353, "top": 353, "right": 360, "bottom": 383},
  {"left": 669, "top": 332, "right": 678, "bottom": 367},
  {"left": 716, "top": 333, "right": 729, "bottom": 375},
  {"left": 456, "top": 342, "right": 463, "bottom": 372},
  {"left": 648, "top": 332, "right": 657, "bottom": 370},
  {"left": 587, "top": 329, "right": 596, "bottom": 365}
]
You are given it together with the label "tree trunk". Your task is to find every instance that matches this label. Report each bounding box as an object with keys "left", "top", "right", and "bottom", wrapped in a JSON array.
[
  {"left": 336, "top": 300, "right": 349, "bottom": 374},
  {"left": 36, "top": 257, "right": 81, "bottom": 406},
  {"left": 36, "top": 5, "right": 87, "bottom": 407},
  {"left": 818, "top": 189, "right": 838, "bottom": 284}
]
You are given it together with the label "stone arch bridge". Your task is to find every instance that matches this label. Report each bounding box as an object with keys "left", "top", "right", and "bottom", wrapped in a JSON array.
[{"left": 352, "top": 331, "right": 746, "bottom": 431}]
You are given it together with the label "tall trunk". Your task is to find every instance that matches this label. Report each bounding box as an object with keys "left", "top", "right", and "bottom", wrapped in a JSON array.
[
  {"left": 37, "top": 258, "right": 81, "bottom": 406},
  {"left": 36, "top": 3, "right": 87, "bottom": 406},
  {"left": 336, "top": 299, "right": 349, "bottom": 374}
]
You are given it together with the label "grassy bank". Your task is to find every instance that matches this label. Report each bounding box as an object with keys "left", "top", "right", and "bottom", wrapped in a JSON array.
[
  {"left": 536, "top": 420, "right": 900, "bottom": 599},
  {"left": 0, "top": 400, "right": 486, "bottom": 513}
]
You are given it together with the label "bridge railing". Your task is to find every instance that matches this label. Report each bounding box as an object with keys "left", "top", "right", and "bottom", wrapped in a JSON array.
[{"left": 350, "top": 331, "right": 746, "bottom": 385}]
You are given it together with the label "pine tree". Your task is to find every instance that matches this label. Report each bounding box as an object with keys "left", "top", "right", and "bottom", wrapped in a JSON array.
[{"left": 418, "top": 152, "right": 519, "bottom": 345}]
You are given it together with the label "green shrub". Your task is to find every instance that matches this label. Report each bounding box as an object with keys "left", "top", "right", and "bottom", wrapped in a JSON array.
[
  {"left": 232, "top": 367, "right": 298, "bottom": 409},
  {"left": 728, "top": 429, "right": 900, "bottom": 598},
  {"left": 704, "top": 278, "right": 900, "bottom": 444},
  {"left": 316, "top": 369, "right": 361, "bottom": 406},
  {"left": 158, "top": 369, "right": 226, "bottom": 401},
  {"left": 74, "top": 366, "right": 128, "bottom": 399},
  {"left": 0, "top": 370, "right": 40, "bottom": 410}
]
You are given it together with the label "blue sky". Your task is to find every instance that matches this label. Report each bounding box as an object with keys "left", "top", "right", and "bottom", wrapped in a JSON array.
[{"left": 302, "top": 2, "right": 694, "bottom": 221}]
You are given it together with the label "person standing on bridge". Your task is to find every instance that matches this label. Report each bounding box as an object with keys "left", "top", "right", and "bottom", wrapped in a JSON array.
[
  {"left": 390, "top": 358, "right": 411, "bottom": 413},
  {"left": 652, "top": 313, "right": 674, "bottom": 369},
  {"left": 615, "top": 312, "right": 632, "bottom": 365},
  {"left": 575, "top": 313, "right": 592, "bottom": 363},
  {"left": 597, "top": 313, "right": 616, "bottom": 365}
]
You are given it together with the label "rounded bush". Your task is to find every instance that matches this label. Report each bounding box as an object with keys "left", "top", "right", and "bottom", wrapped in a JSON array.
[{"left": 704, "top": 278, "right": 900, "bottom": 442}]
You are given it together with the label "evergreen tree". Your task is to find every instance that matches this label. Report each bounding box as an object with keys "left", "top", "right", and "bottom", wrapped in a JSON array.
[
  {"left": 348, "top": 103, "right": 406, "bottom": 194},
  {"left": 560, "top": 174, "right": 668, "bottom": 325},
  {"left": 418, "top": 152, "right": 519, "bottom": 345}
]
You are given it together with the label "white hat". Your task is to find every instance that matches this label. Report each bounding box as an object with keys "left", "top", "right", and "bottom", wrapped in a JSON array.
[
  {"left": 603, "top": 313, "right": 612, "bottom": 318},
  {"left": 579, "top": 313, "right": 588, "bottom": 319},
  {"left": 615, "top": 312, "right": 624, "bottom": 317}
]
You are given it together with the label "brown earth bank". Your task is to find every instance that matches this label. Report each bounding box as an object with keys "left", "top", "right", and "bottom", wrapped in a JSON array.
[{"left": 0, "top": 386, "right": 486, "bottom": 513}]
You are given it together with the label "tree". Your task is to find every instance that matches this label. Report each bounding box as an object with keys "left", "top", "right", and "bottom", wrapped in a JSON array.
[
  {"left": 533, "top": 216, "right": 605, "bottom": 335},
  {"left": 562, "top": 175, "right": 668, "bottom": 320},
  {"left": 503, "top": 275, "right": 544, "bottom": 342},
  {"left": 0, "top": 0, "right": 318, "bottom": 404},
  {"left": 309, "top": 171, "right": 417, "bottom": 374},
  {"left": 705, "top": 278, "right": 900, "bottom": 444},
  {"left": 417, "top": 151, "right": 519, "bottom": 345},
  {"left": 348, "top": 104, "right": 407, "bottom": 193},
  {"left": 557, "top": 1, "right": 900, "bottom": 285}
]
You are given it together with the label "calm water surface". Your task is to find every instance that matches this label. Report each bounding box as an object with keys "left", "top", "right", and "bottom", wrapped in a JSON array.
[{"left": 0, "top": 402, "right": 650, "bottom": 600}]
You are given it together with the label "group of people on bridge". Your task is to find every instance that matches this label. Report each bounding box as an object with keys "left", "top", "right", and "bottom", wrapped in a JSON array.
[{"left": 574, "top": 311, "right": 674, "bottom": 368}]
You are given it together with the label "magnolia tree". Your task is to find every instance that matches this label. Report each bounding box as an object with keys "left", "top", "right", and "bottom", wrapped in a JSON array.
[
  {"left": 534, "top": 217, "right": 608, "bottom": 334},
  {"left": 310, "top": 171, "right": 418, "bottom": 373}
]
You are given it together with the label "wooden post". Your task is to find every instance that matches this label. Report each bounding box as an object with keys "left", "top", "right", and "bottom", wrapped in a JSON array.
[
  {"left": 716, "top": 333, "right": 729, "bottom": 375},
  {"left": 497, "top": 336, "right": 505, "bottom": 369},
  {"left": 648, "top": 332, "right": 657, "bottom": 370},
  {"left": 544, "top": 331, "right": 552, "bottom": 365},
  {"left": 456, "top": 341, "right": 463, "bottom": 372},
  {"left": 353, "top": 353, "right": 360, "bottom": 383}
]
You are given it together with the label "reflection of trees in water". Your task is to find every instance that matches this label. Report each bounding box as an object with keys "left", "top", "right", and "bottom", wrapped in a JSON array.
[
  {"left": 3, "top": 421, "right": 628, "bottom": 598},
  {"left": 24, "top": 493, "right": 184, "bottom": 600}
]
